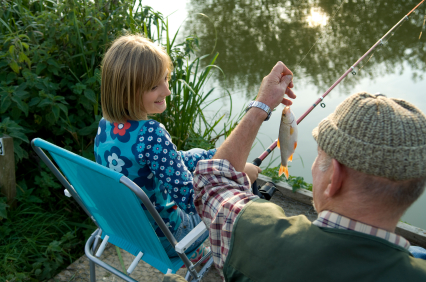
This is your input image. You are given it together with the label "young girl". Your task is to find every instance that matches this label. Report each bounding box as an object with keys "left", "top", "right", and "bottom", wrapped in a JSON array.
[{"left": 94, "top": 34, "right": 215, "bottom": 258}]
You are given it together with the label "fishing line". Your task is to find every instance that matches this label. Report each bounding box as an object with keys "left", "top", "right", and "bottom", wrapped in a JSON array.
[
  {"left": 253, "top": 0, "right": 426, "bottom": 166},
  {"left": 358, "top": 6, "right": 425, "bottom": 73},
  {"left": 358, "top": 18, "right": 408, "bottom": 74},
  {"left": 293, "top": 0, "right": 346, "bottom": 72}
]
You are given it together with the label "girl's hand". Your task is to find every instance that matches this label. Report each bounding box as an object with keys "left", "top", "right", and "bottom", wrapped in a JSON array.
[{"left": 243, "top": 163, "right": 262, "bottom": 184}]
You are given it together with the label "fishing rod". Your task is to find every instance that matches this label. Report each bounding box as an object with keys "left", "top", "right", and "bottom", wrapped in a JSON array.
[{"left": 253, "top": 0, "right": 425, "bottom": 168}]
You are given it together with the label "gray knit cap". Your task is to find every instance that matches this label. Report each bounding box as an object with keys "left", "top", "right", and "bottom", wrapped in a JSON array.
[{"left": 312, "top": 92, "right": 426, "bottom": 181}]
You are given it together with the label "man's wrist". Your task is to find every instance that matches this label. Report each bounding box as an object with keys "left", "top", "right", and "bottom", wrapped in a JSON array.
[
  {"left": 245, "top": 107, "right": 268, "bottom": 123},
  {"left": 214, "top": 103, "right": 265, "bottom": 172},
  {"left": 245, "top": 101, "right": 272, "bottom": 121},
  {"left": 255, "top": 98, "right": 273, "bottom": 108}
]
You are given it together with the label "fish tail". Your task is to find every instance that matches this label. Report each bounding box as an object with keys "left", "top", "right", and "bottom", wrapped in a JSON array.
[{"left": 278, "top": 165, "right": 289, "bottom": 179}]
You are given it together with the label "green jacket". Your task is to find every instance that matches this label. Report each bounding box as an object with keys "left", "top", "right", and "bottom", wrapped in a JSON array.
[{"left": 223, "top": 199, "right": 426, "bottom": 282}]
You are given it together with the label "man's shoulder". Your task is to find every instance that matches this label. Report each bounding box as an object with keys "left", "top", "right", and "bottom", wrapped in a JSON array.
[
  {"left": 236, "top": 198, "right": 312, "bottom": 226},
  {"left": 227, "top": 200, "right": 426, "bottom": 281},
  {"left": 230, "top": 198, "right": 314, "bottom": 250},
  {"left": 407, "top": 255, "right": 426, "bottom": 271}
]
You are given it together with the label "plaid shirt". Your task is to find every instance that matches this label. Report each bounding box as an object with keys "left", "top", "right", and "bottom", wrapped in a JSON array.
[
  {"left": 193, "top": 159, "right": 258, "bottom": 269},
  {"left": 193, "top": 159, "right": 410, "bottom": 269}
]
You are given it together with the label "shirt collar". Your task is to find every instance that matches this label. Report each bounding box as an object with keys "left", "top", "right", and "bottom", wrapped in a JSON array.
[{"left": 313, "top": 210, "right": 410, "bottom": 250}]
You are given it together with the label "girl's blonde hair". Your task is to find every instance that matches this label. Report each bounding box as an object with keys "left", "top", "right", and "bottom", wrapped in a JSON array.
[{"left": 101, "top": 34, "right": 172, "bottom": 122}]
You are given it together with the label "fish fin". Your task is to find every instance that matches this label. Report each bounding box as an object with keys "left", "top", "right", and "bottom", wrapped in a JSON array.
[
  {"left": 294, "top": 141, "right": 297, "bottom": 150},
  {"left": 290, "top": 126, "right": 294, "bottom": 135},
  {"left": 277, "top": 139, "right": 280, "bottom": 148},
  {"left": 288, "top": 154, "right": 293, "bottom": 162},
  {"left": 279, "top": 165, "right": 289, "bottom": 179}
]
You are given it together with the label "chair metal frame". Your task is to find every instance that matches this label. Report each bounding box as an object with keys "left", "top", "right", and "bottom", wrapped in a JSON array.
[{"left": 31, "top": 138, "right": 213, "bottom": 281}]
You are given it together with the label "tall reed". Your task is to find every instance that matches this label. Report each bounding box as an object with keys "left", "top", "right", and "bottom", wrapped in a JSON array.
[{"left": 143, "top": 12, "right": 236, "bottom": 150}]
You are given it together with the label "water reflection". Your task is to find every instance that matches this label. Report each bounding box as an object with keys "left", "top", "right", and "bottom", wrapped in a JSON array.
[
  {"left": 307, "top": 8, "right": 329, "bottom": 27},
  {"left": 184, "top": 0, "right": 426, "bottom": 97}
]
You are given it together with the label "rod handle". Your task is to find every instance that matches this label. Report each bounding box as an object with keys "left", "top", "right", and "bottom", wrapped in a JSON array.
[{"left": 252, "top": 158, "right": 262, "bottom": 166}]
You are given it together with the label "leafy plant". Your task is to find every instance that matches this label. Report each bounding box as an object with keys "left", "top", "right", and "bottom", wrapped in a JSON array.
[
  {"left": 261, "top": 164, "right": 313, "bottom": 192},
  {"left": 1, "top": 0, "right": 235, "bottom": 158},
  {"left": 0, "top": 117, "right": 30, "bottom": 161}
]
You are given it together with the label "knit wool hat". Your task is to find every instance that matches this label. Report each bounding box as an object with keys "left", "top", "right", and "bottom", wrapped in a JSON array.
[{"left": 312, "top": 92, "right": 426, "bottom": 181}]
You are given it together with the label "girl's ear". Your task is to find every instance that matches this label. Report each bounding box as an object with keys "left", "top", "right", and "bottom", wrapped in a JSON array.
[{"left": 325, "top": 159, "right": 344, "bottom": 198}]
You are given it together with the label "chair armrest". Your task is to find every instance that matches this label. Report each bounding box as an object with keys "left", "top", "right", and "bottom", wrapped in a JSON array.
[{"left": 175, "top": 221, "right": 207, "bottom": 254}]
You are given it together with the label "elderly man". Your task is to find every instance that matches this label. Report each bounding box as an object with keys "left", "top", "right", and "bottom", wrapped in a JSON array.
[{"left": 165, "top": 62, "right": 426, "bottom": 281}]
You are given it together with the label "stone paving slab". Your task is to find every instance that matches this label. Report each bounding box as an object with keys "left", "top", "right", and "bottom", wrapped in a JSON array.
[{"left": 50, "top": 194, "right": 316, "bottom": 282}]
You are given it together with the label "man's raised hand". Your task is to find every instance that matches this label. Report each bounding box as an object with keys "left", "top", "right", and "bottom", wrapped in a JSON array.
[{"left": 256, "top": 61, "right": 295, "bottom": 109}]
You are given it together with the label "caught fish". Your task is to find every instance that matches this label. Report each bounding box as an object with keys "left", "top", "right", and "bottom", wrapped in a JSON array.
[{"left": 278, "top": 106, "right": 298, "bottom": 179}]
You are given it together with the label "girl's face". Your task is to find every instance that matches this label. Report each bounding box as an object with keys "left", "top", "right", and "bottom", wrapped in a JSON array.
[{"left": 142, "top": 72, "right": 171, "bottom": 115}]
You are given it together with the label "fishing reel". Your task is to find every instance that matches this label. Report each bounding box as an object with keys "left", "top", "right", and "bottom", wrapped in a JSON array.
[
  {"left": 252, "top": 181, "right": 277, "bottom": 200},
  {"left": 251, "top": 158, "right": 277, "bottom": 200},
  {"left": 258, "top": 182, "right": 277, "bottom": 200}
]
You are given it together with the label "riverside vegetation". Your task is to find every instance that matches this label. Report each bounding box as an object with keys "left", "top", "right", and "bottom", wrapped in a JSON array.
[
  {"left": 0, "top": 0, "right": 237, "bottom": 280},
  {"left": 261, "top": 164, "right": 313, "bottom": 192}
]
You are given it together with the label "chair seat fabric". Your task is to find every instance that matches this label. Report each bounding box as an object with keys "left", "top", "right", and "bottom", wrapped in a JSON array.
[{"left": 33, "top": 138, "right": 204, "bottom": 274}]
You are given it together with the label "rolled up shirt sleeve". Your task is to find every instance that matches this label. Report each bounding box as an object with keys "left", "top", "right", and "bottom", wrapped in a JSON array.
[{"left": 193, "top": 159, "right": 258, "bottom": 269}]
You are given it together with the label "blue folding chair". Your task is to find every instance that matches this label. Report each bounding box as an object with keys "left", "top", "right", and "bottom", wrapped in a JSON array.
[{"left": 31, "top": 138, "right": 213, "bottom": 281}]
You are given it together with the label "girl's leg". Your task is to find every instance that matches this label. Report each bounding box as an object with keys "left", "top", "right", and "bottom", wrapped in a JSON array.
[{"left": 166, "top": 209, "right": 209, "bottom": 258}]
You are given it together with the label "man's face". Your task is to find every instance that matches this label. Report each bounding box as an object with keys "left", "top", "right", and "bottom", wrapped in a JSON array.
[{"left": 311, "top": 147, "right": 332, "bottom": 212}]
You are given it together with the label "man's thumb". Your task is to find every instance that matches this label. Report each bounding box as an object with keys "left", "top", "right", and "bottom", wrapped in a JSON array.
[
  {"left": 282, "top": 74, "right": 293, "bottom": 85},
  {"left": 269, "top": 61, "right": 285, "bottom": 77}
]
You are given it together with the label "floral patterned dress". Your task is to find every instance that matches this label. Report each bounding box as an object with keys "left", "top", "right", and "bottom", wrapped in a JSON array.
[{"left": 94, "top": 118, "right": 216, "bottom": 244}]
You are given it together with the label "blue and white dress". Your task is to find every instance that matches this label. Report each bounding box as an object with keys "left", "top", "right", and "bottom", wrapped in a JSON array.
[{"left": 94, "top": 118, "right": 216, "bottom": 246}]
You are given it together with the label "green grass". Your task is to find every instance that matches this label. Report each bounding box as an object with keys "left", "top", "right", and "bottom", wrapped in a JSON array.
[
  {"left": 0, "top": 201, "right": 94, "bottom": 281},
  {"left": 261, "top": 164, "right": 313, "bottom": 192},
  {"left": 0, "top": 172, "right": 97, "bottom": 281}
]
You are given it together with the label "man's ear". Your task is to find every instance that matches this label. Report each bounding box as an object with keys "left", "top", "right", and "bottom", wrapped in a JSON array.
[{"left": 325, "top": 159, "right": 344, "bottom": 198}]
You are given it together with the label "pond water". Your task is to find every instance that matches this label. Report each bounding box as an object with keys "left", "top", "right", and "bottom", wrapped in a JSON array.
[{"left": 143, "top": 0, "right": 426, "bottom": 229}]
